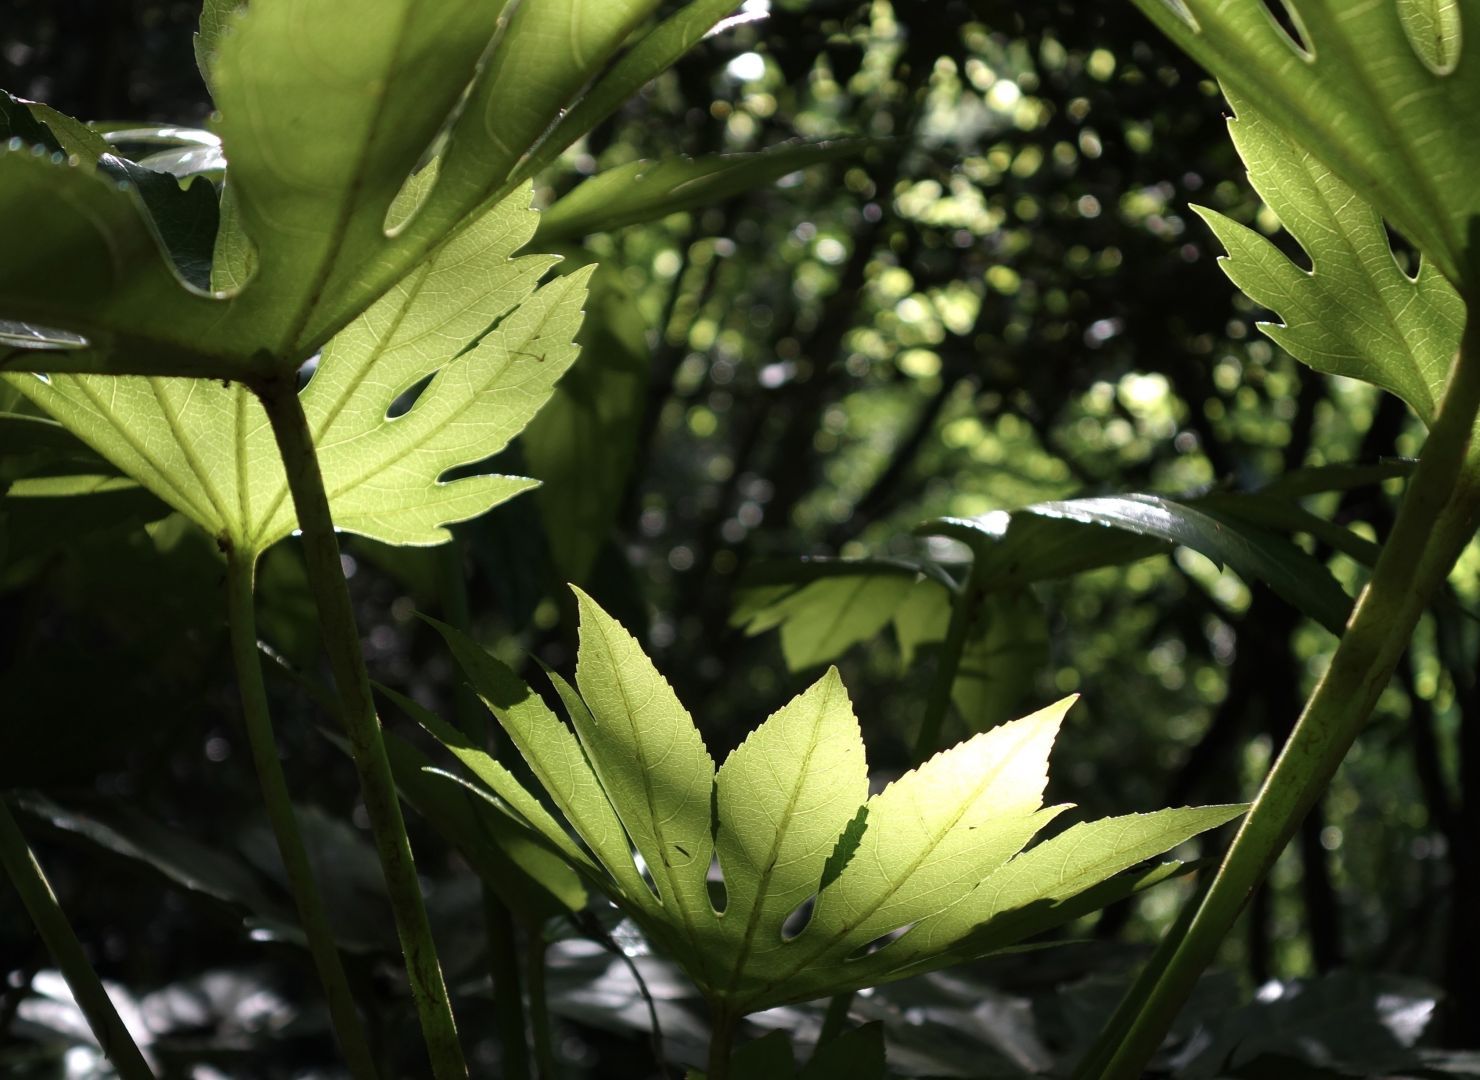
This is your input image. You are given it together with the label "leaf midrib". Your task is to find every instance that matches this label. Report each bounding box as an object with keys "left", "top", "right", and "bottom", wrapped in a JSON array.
[
  {"left": 718, "top": 678, "right": 838, "bottom": 1000},
  {"left": 741, "top": 719, "right": 1042, "bottom": 1008}
]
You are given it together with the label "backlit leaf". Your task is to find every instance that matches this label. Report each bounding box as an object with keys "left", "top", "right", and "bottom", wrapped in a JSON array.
[
  {"left": 421, "top": 594, "right": 1242, "bottom": 1016},
  {"left": 1194, "top": 94, "right": 1464, "bottom": 428},
  {"left": 6, "top": 186, "right": 587, "bottom": 551}
]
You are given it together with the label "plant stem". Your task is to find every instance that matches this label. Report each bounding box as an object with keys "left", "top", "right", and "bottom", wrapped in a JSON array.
[
  {"left": 707, "top": 1008, "right": 737, "bottom": 1080},
  {"left": 0, "top": 800, "right": 154, "bottom": 1080},
  {"left": 224, "top": 549, "right": 380, "bottom": 1079},
  {"left": 433, "top": 542, "right": 533, "bottom": 1080},
  {"left": 1095, "top": 313, "right": 1480, "bottom": 1080},
  {"left": 815, "top": 989, "right": 854, "bottom": 1047},
  {"left": 912, "top": 571, "right": 980, "bottom": 769},
  {"left": 526, "top": 932, "right": 559, "bottom": 1080},
  {"left": 256, "top": 379, "right": 467, "bottom": 1079}
]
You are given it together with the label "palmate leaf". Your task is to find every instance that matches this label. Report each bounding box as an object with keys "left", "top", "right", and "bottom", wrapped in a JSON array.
[
  {"left": 0, "top": 0, "right": 748, "bottom": 381},
  {"left": 1130, "top": 0, "right": 1480, "bottom": 290},
  {"left": 1194, "top": 93, "right": 1465, "bottom": 429},
  {"left": 419, "top": 593, "right": 1244, "bottom": 1015},
  {"left": 4, "top": 185, "right": 586, "bottom": 551}
]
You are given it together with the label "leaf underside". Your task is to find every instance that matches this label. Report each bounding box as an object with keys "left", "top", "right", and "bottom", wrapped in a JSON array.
[
  {"left": 5, "top": 186, "right": 588, "bottom": 551},
  {"left": 1195, "top": 93, "right": 1465, "bottom": 431},
  {"left": 420, "top": 593, "right": 1245, "bottom": 1013},
  {"left": 1132, "top": 0, "right": 1480, "bottom": 290}
]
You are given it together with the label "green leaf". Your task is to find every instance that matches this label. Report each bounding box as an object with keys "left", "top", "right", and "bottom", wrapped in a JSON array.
[
  {"left": 731, "top": 1030, "right": 797, "bottom": 1080},
  {"left": 376, "top": 683, "right": 605, "bottom": 884},
  {"left": 928, "top": 494, "right": 1354, "bottom": 634},
  {"left": 423, "top": 595, "right": 1239, "bottom": 1016},
  {"left": 951, "top": 590, "right": 1050, "bottom": 733},
  {"left": 711, "top": 668, "right": 869, "bottom": 995},
  {"left": 522, "top": 252, "right": 651, "bottom": 584},
  {"left": 415, "top": 620, "right": 658, "bottom": 912},
  {"left": 1130, "top": 0, "right": 1480, "bottom": 288},
  {"left": 799, "top": 1022, "right": 886, "bottom": 1080},
  {"left": 874, "top": 806, "right": 1245, "bottom": 977},
  {"left": 1194, "top": 94, "right": 1465, "bottom": 428},
  {"left": 6, "top": 186, "right": 588, "bottom": 550},
  {"left": 383, "top": 0, "right": 665, "bottom": 320},
  {"left": 572, "top": 587, "right": 717, "bottom": 940},
  {"left": 516, "top": 0, "right": 748, "bottom": 186},
  {"left": 207, "top": 0, "right": 518, "bottom": 351},
  {"left": 731, "top": 558, "right": 939, "bottom": 669},
  {"left": 369, "top": 723, "right": 585, "bottom": 923},
  {"left": 534, "top": 142, "right": 871, "bottom": 244}
]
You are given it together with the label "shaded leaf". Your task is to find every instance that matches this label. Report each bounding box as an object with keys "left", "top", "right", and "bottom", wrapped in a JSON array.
[
  {"left": 535, "top": 142, "right": 870, "bottom": 243},
  {"left": 522, "top": 252, "right": 651, "bottom": 584}
]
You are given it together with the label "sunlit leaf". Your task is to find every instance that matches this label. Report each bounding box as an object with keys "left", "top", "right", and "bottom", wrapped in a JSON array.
[
  {"left": 421, "top": 593, "right": 1243, "bottom": 1015},
  {"left": 1194, "top": 94, "right": 1465, "bottom": 428},
  {"left": 6, "top": 186, "right": 587, "bottom": 550},
  {"left": 1131, "top": 0, "right": 1480, "bottom": 288}
]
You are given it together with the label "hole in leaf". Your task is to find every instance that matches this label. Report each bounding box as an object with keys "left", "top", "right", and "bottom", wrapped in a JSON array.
[
  {"left": 1398, "top": 0, "right": 1462, "bottom": 75},
  {"left": 1260, "top": 1, "right": 1312, "bottom": 58},
  {"left": 386, "top": 371, "right": 435, "bottom": 419},
  {"left": 844, "top": 922, "right": 917, "bottom": 962},
  {"left": 631, "top": 850, "right": 662, "bottom": 902},
  {"left": 1384, "top": 219, "right": 1422, "bottom": 280},
  {"left": 781, "top": 896, "right": 815, "bottom": 941},
  {"left": 707, "top": 853, "right": 727, "bottom": 914}
]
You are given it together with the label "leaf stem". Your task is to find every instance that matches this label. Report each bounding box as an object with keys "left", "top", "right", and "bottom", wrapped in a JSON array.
[
  {"left": 707, "top": 1007, "right": 737, "bottom": 1080},
  {"left": 256, "top": 378, "right": 467, "bottom": 1079},
  {"left": 526, "top": 932, "right": 559, "bottom": 1080},
  {"left": 912, "top": 570, "right": 980, "bottom": 767},
  {"left": 0, "top": 799, "right": 155, "bottom": 1080},
  {"left": 1095, "top": 310, "right": 1480, "bottom": 1079},
  {"left": 223, "top": 548, "right": 380, "bottom": 1079}
]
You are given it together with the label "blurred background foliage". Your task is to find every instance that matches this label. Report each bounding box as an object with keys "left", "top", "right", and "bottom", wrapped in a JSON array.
[{"left": 2, "top": 1, "right": 1477, "bottom": 1076}]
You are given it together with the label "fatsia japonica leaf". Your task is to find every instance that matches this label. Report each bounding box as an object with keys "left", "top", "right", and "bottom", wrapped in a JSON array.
[
  {"left": 0, "top": 0, "right": 729, "bottom": 380},
  {"left": 1131, "top": 0, "right": 1480, "bottom": 289},
  {"left": 418, "top": 591, "right": 1245, "bottom": 1015},
  {"left": 1194, "top": 94, "right": 1465, "bottom": 429},
  {"left": 4, "top": 185, "right": 587, "bottom": 550}
]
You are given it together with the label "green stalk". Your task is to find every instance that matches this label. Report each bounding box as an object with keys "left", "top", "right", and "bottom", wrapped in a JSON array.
[
  {"left": 0, "top": 800, "right": 154, "bottom": 1080},
  {"left": 434, "top": 542, "right": 532, "bottom": 1080},
  {"left": 526, "top": 933, "right": 558, "bottom": 1080},
  {"left": 911, "top": 570, "right": 981, "bottom": 760},
  {"left": 224, "top": 549, "right": 380, "bottom": 1079},
  {"left": 256, "top": 378, "right": 467, "bottom": 1079},
  {"left": 1095, "top": 313, "right": 1480, "bottom": 1080},
  {"left": 707, "top": 1007, "right": 738, "bottom": 1080}
]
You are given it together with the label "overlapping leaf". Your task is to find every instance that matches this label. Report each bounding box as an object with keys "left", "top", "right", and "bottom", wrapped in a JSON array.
[
  {"left": 419, "top": 593, "right": 1244, "bottom": 1014},
  {"left": 1131, "top": 0, "right": 1480, "bottom": 289},
  {"left": 0, "top": 0, "right": 758, "bottom": 380},
  {"left": 4, "top": 186, "right": 587, "bottom": 550},
  {"left": 1194, "top": 94, "right": 1465, "bottom": 428}
]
